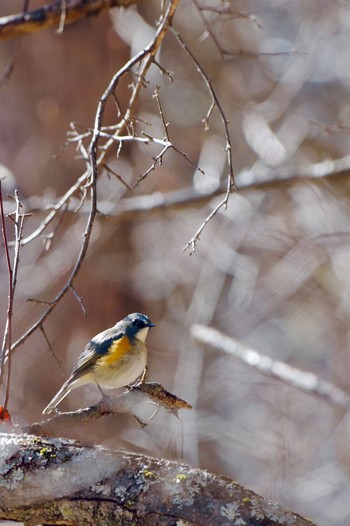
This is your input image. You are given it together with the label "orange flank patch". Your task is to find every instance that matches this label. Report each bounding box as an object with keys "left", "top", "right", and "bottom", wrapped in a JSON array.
[{"left": 96, "top": 336, "right": 131, "bottom": 368}]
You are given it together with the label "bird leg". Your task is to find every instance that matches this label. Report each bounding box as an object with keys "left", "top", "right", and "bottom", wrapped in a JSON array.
[{"left": 127, "top": 364, "right": 148, "bottom": 390}]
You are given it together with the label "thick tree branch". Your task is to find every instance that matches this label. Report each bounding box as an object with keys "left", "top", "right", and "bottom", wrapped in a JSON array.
[
  {"left": 0, "top": 0, "right": 143, "bottom": 41},
  {"left": 0, "top": 433, "right": 317, "bottom": 525}
]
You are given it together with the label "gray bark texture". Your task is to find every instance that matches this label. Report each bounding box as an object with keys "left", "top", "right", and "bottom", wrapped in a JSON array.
[{"left": 0, "top": 433, "right": 316, "bottom": 526}]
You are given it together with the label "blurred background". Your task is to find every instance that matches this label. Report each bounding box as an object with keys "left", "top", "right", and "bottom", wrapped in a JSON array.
[{"left": 1, "top": 1, "right": 350, "bottom": 524}]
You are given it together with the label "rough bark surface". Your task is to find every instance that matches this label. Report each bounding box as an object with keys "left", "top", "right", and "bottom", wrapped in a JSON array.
[{"left": 0, "top": 433, "right": 316, "bottom": 525}]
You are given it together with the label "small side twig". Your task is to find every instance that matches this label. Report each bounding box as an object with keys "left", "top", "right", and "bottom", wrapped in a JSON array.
[
  {"left": 56, "top": 0, "right": 67, "bottom": 33},
  {"left": 40, "top": 325, "right": 63, "bottom": 368},
  {"left": 0, "top": 40, "right": 19, "bottom": 85},
  {"left": 154, "top": 85, "right": 170, "bottom": 140},
  {"left": 69, "top": 284, "right": 87, "bottom": 317},
  {"left": 23, "top": 0, "right": 30, "bottom": 12},
  {"left": 102, "top": 163, "right": 133, "bottom": 193}
]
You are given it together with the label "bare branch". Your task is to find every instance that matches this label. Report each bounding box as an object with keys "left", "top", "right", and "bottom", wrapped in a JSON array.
[
  {"left": 56, "top": 0, "right": 67, "bottom": 34},
  {"left": 173, "top": 30, "right": 237, "bottom": 253},
  {"left": 0, "top": 183, "right": 13, "bottom": 416},
  {"left": 40, "top": 325, "right": 63, "bottom": 369},
  {"left": 196, "top": 4, "right": 263, "bottom": 29},
  {"left": 10, "top": 150, "right": 98, "bottom": 353},
  {"left": 0, "top": 189, "right": 25, "bottom": 417},
  {"left": 20, "top": 0, "right": 179, "bottom": 247},
  {"left": 9, "top": 0, "right": 180, "bottom": 358},
  {"left": 22, "top": 1, "right": 30, "bottom": 13},
  {"left": 0, "top": 0, "right": 146, "bottom": 41},
  {"left": 25, "top": 382, "right": 191, "bottom": 436},
  {"left": 192, "top": 0, "right": 225, "bottom": 59},
  {"left": 102, "top": 163, "right": 133, "bottom": 193},
  {"left": 69, "top": 285, "right": 87, "bottom": 317},
  {"left": 20, "top": 170, "right": 90, "bottom": 246},
  {"left": 153, "top": 85, "right": 170, "bottom": 140},
  {"left": 0, "top": 41, "right": 19, "bottom": 85},
  {"left": 134, "top": 143, "right": 172, "bottom": 188}
]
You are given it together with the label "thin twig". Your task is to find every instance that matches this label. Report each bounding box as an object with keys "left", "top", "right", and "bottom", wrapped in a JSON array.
[
  {"left": 0, "top": 40, "right": 19, "bottom": 85},
  {"left": 69, "top": 284, "right": 87, "bottom": 317},
  {"left": 93, "top": 132, "right": 203, "bottom": 188},
  {"left": 20, "top": 170, "right": 91, "bottom": 245},
  {"left": 0, "top": 183, "right": 13, "bottom": 416},
  {"left": 134, "top": 144, "right": 172, "bottom": 188},
  {"left": 97, "top": 132, "right": 169, "bottom": 146},
  {"left": 172, "top": 30, "right": 237, "bottom": 253},
  {"left": 154, "top": 86, "right": 170, "bottom": 140},
  {"left": 0, "top": 189, "right": 24, "bottom": 417},
  {"left": 10, "top": 167, "right": 97, "bottom": 352},
  {"left": 153, "top": 59, "right": 174, "bottom": 80},
  {"left": 56, "top": 0, "right": 67, "bottom": 33},
  {"left": 40, "top": 325, "right": 63, "bottom": 368},
  {"left": 42, "top": 201, "right": 68, "bottom": 251},
  {"left": 196, "top": 5, "right": 263, "bottom": 29},
  {"left": 95, "top": 0, "right": 179, "bottom": 161},
  {"left": 192, "top": 0, "right": 225, "bottom": 59},
  {"left": 111, "top": 93, "right": 134, "bottom": 136},
  {"left": 102, "top": 163, "right": 133, "bottom": 193}
]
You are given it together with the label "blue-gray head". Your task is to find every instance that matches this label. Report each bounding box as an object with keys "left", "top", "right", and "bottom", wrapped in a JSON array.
[{"left": 122, "top": 312, "right": 155, "bottom": 342}]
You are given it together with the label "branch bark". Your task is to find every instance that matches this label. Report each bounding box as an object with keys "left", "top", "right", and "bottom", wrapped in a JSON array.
[
  {"left": 0, "top": 432, "right": 317, "bottom": 525},
  {"left": 0, "top": 0, "right": 143, "bottom": 41},
  {"left": 24, "top": 381, "right": 192, "bottom": 436}
]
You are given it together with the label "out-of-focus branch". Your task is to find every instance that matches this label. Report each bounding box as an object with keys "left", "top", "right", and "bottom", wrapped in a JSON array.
[
  {"left": 0, "top": 433, "right": 317, "bottom": 526},
  {"left": 0, "top": 0, "right": 144, "bottom": 41},
  {"left": 192, "top": 324, "right": 350, "bottom": 410},
  {"left": 25, "top": 382, "right": 192, "bottom": 436},
  {"left": 7, "top": 151, "right": 350, "bottom": 221},
  {"left": 236, "top": 152, "right": 350, "bottom": 187}
]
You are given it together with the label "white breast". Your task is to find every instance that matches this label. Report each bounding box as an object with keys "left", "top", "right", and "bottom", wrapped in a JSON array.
[{"left": 136, "top": 326, "right": 150, "bottom": 343}]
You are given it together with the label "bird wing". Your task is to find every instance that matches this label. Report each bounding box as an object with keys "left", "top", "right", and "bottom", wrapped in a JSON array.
[{"left": 69, "top": 327, "right": 124, "bottom": 383}]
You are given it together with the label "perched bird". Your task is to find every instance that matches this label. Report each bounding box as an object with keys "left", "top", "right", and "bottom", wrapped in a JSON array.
[{"left": 42, "top": 312, "right": 154, "bottom": 414}]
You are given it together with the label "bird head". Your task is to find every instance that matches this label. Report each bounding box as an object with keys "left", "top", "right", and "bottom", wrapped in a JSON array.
[{"left": 123, "top": 312, "right": 155, "bottom": 342}]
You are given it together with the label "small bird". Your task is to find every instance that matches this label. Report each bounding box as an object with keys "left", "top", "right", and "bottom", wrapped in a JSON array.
[{"left": 42, "top": 312, "right": 154, "bottom": 414}]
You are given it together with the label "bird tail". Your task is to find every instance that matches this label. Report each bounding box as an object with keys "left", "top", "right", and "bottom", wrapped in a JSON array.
[{"left": 42, "top": 381, "right": 71, "bottom": 414}]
